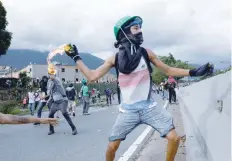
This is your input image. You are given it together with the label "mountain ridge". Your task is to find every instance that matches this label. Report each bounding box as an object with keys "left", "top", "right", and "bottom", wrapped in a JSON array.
[{"left": 0, "top": 49, "right": 104, "bottom": 69}]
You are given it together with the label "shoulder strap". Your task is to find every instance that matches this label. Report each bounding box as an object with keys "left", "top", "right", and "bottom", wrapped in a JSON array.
[
  {"left": 115, "top": 53, "right": 119, "bottom": 79},
  {"left": 114, "top": 53, "right": 121, "bottom": 104},
  {"left": 141, "top": 47, "right": 153, "bottom": 74},
  {"left": 141, "top": 47, "right": 153, "bottom": 100}
]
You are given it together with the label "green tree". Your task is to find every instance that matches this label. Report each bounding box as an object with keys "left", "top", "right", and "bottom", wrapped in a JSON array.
[
  {"left": 152, "top": 53, "right": 193, "bottom": 84},
  {"left": 158, "top": 53, "right": 176, "bottom": 65},
  {"left": 0, "top": 1, "right": 12, "bottom": 56},
  {"left": 225, "top": 65, "right": 231, "bottom": 72},
  {"left": 152, "top": 68, "right": 166, "bottom": 85},
  {"left": 19, "top": 72, "right": 31, "bottom": 88}
]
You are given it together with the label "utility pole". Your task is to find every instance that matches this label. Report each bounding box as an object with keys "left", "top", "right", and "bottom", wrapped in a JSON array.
[{"left": 11, "top": 66, "right": 12, "bottom": 78}]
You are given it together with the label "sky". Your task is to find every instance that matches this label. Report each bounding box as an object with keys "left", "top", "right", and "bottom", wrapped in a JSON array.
[{"left": 2, "top": 0, "right": 231, "bottom": 65}]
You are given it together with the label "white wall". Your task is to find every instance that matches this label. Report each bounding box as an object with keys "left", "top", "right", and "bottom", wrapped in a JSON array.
[
  {"left": 31, "top": 65, "right": 47, "bottom": 79},
  {"left": 56, "top": 67, "right": 76, "bottom": 82},
  {"left": 177, "top": 71, "right": 231, "bottom": 161},
  {"left": 29, "top": 64, "right": 116, "bottom": 83},
  {"left": 6, "top": 64, "right": 116, "bottom": 82}
]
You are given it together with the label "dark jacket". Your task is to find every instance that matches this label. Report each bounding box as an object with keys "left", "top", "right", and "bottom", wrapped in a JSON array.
[{"left": 66, "top": 86, "right": 76, "bottom": 101}]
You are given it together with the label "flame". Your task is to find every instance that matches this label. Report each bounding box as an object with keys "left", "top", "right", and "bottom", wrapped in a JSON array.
[
  {"left": 47, "top": 63, "right": 57, "bottom": 75},
  {"left": 47, "top": 44, "right": 67, "bottom": 64}
]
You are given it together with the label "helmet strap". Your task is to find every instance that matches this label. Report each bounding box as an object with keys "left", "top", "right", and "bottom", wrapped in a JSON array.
[{"left": 120, "top": 27, "right": 136, "bottom": 55}]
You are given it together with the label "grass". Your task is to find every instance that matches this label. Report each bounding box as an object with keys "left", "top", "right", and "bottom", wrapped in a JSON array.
[
  {"left": 2, "top": 96, "right": 108, "bottom": 116},
  {"left": 10, "top": 108, "right": 25, "bottom": 115},
  {"left": 8, "top": 106, "right": 49, "bottom": 116}
]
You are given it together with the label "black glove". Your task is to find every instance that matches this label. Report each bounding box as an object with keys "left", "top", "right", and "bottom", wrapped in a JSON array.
[
  {"left": 64, "top": 44, "right": 82, "bottom": 63},
  {"left": 189, "top": 62, "right": 214, "bottom": 77}
]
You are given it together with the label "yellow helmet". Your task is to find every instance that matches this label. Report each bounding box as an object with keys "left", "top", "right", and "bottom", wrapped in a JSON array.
[{"left": 48, "top": 63, "right": 57, "bottom": 75}]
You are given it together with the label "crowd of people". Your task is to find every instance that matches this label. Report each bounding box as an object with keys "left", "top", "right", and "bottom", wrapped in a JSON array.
[{"left": 22, "top": 77, "right": 116, "bottom": 118}]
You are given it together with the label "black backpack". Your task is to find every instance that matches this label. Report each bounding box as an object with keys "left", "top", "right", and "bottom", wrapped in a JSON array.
[
  {"left": 170, "top": 82, "right": 176, "bottom": 88},
  {"left": 114, "top": 47, "right": 153, "bottom": 102},
  {"left": 66, "top": 88, "right": 75, "bottom": 100},
  {"left": 164, "top": 83, "right": 169, "bottom": 90}
]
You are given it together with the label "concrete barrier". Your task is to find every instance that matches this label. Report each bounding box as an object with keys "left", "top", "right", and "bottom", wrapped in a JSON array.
[{"left": 177, "top": 71, "right": 231, "bottom": 161}]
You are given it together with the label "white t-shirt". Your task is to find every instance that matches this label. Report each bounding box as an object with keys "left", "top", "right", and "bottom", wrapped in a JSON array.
[
  {"left": 34, "top": 92, "right": 40, "bottom": 102},
  {"left": 40, "top": 92, "right": 47, "bottom": 102},
  {"left": 28, "top": 92, "right": 35, "bottom": 103},
  {"left": 118, "top": 58, "right": 151, "bottom": 105}
]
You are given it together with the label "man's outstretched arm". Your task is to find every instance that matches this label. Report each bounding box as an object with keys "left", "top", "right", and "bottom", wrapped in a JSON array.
[
  {"left": 76, "top": 55, "right": 115, "bottom": 82},
  {"left": 147, "top": 49, "right": 213, "bottom": 77},
  {"left": 65, "top": 44, "right": 115, "bottom": 82},
  {"left": 0, "top": 113, "right": 58, "bottom": 125},
  {"left": 147, "top": 49, "right": 190, "bottom": 77}
]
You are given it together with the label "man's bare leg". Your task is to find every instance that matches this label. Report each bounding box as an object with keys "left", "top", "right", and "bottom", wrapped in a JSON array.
[
  {"left": 106, "top": 140, "right": 121, "bottom": 161},
  {"left": 165, "top": 129, "right": 180, "bottom": 161}
]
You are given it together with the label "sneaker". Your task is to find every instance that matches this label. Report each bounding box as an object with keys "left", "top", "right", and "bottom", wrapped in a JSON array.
[
  {"left": 72, "top": 128, "right": 77, "bottom": 135},
  {"left": 48, "top": 131, "right": 55, "bottom": 135}
]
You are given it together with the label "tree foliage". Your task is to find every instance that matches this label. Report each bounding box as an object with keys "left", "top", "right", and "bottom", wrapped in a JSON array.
[
  {"left": 19, "top": 72, "right": 31, "bottom": 88},
  {"left": 0, "top": 1, "right": 12, "bottom": 56},
  {"left": 152, "top": 53, "right": 193, "bottom": 84},
  {"left": 0, "top": 100, "right": 18, "bottom": 114}
]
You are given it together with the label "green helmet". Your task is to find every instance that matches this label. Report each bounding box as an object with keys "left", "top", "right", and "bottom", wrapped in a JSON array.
[
  {"left": 81, "top": 79, "right": 87, "bottom": 84},
  {"left": 114, "top": 16, "right": 142, "bottom": 40}
]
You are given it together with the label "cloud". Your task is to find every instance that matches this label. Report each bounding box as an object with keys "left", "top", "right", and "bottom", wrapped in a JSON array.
[
  {"left": 2, "top": 0, "right": 231, "bottom": 63},
  {"left": 91, "top": 51, "right": 114, "bottom": 60}
]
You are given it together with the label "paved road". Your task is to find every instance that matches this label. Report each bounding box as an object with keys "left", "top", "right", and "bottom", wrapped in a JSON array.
[{"left": 0, "top": 95, "right": 161, "bottom": 161}]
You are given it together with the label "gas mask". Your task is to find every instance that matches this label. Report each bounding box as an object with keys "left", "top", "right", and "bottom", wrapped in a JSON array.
[{"left": 127, "top": 32, "right": 143, "bottom": 46}]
